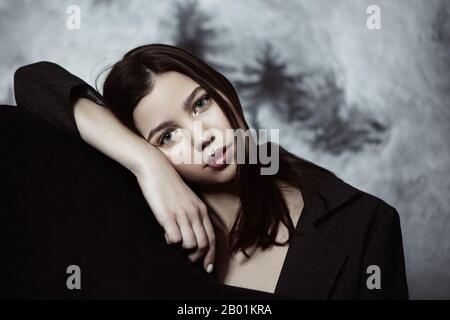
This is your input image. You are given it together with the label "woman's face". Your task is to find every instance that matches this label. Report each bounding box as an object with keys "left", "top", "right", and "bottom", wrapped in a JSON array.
[{"left": 133, "top": 71, "right": 237, "bottom": 185}]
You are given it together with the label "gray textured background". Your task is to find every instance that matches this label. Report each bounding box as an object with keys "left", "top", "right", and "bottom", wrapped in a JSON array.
[{"left": 1, "top": 0, "right": 449, "bottom": 299}]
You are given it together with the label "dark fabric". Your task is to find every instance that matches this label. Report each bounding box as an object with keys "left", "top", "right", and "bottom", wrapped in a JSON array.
[
  {"left": 0, "top": 105, "right": 283, "bottom": 299},
  {"left": 3, "top": 61, "right": 409, "bottom": 299},
  {"left": 275, "top": 176, "right": 409, "bottom": 299},
  {"left": 2, "top": 61, "right": 284, "bottom": 299},
  {"left": 13, "top": 61, "right": 106, "bottom": 140}
]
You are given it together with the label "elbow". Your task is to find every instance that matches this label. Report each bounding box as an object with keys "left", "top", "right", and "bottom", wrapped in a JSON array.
[{"left": 14, "top": 61, "right": 53, "bottom": 107}]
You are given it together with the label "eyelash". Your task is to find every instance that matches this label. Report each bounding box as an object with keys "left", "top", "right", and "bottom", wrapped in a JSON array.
[{"left": 157, "top": 95, "right": 211, "bottom": 146}]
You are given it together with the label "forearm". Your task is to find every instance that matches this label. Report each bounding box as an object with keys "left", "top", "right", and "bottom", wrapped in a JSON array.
[{"left": 73, "top": 97, "right": 159, "bottom": 177}]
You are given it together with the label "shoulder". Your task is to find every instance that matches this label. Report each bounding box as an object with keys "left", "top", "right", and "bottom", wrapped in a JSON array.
[
  {"left": 303, "top": 172, "right": 402, "bottom": 234},
  {"left": 344, "top": 179, "right": 400, "bottom": 226},
  {"left": 297, "top": 176, "right": 405, "bottom": 265},
  {"left": 340, "top": 177, "right": 399, "bottom": 222}
]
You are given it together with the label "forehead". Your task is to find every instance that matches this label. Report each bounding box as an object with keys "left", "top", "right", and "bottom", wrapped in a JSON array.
[
  {"left": 133, "top": 71, "right": 200, "bottom": 126},
  {"left": 141, "top": 71, "right": 198, "bottom": 108}
]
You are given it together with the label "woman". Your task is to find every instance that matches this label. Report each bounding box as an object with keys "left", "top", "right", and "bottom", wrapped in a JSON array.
[{"left": 14, "top": 43, "right": 408, "bottom": 299}]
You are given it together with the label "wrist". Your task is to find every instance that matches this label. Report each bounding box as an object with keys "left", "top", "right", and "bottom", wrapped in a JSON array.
[{"left": 131, "top": 140, "right": 166, "bottom": 178}]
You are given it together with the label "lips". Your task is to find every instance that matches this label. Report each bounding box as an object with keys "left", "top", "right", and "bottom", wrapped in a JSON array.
[{"left": 205, "top": 144, "right": 231, "bottom": 168}]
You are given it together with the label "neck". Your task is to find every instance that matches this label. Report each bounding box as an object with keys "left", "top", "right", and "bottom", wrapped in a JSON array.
[
  {"left": 200, "top": 178, "right": 238, "bottom": 197},
  {"left": 197, "top": 179, "right": 240, "bottom": 233}
]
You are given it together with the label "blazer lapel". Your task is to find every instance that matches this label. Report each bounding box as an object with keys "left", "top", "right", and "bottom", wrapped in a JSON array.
[{"left": 275, "top": 174, "right": 359, "bottom": 299}]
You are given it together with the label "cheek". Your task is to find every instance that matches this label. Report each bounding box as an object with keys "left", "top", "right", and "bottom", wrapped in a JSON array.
[{"left": 208, "top": 104, "right": 232, "bottom": 129}]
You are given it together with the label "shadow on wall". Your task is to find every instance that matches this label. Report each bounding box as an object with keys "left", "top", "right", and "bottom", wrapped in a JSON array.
[{"left": 164, "top": 1, "right": 389, "bottom": 156}]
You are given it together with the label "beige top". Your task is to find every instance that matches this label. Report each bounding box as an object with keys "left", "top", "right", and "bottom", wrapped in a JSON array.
[{"left": 204, "top": 180, "right": 304, "bottom": 294}]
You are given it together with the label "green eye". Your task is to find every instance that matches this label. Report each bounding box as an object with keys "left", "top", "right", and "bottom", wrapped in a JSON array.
[
  {"left": 193, "top": 95, "right": 210, "bottom": 114},
  {"left": 159, "top": 130, "right": 175, "bottom": 145}
]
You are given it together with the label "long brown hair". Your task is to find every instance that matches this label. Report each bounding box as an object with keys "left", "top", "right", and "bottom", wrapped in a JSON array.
[{"left": 97, "top": 43, "right": 338, "bottom": 257}]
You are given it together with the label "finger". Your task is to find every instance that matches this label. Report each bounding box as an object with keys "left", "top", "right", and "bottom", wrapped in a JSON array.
[
  {"left": 164, "top": 232, "right": 171, "bottom": 245},
  {"left": 163, "top": 218, "right": 182, "bottom": 244},
  {"left": 176, "top": 214, "right": 197, "bottom": 249},
  {"left": 188, "top": 219, "right": 208, "bottom": 265},
  {"left": 202, "top": 215, "right": 216, "bottom": 273},
  {"left": 187, "top": 249, "right": 204, "bottom": 262},
  {"left": 191, "top": 218, "right": 209, "bottom": 253}
]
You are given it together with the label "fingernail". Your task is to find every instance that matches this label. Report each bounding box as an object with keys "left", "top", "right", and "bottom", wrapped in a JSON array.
[{"left": 206, "top": 264, "right": 214, "bottom": 273}]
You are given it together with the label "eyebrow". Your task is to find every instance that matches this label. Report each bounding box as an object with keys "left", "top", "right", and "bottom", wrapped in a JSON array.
[{"left": 146, "top": 86, "right": 204, "bottom": 142}]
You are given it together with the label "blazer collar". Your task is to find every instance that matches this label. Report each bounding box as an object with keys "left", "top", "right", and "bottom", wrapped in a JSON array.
[
  {"left": 274, "top": 173, "right": 360, "bottom": 299},
  {"left": 296, "top": 172, "right": 360, "bottom": 224}
]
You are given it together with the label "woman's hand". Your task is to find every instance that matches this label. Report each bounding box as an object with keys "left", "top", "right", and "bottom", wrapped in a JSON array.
[{"left": 134, "top": 150, "right": 216, "bottom": 274}]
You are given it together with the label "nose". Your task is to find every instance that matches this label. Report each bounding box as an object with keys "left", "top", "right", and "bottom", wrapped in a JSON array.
[{"left": 198, "top": 133, "right": 215, "bottom": 153}]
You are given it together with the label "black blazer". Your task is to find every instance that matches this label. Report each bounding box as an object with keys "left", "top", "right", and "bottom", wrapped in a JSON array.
[{"left": 5, "top": 61, "right": 408, "bottom": 299}]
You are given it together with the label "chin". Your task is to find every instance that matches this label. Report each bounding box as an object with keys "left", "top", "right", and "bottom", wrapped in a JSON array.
[
  {"left": 208, "top": 164, "right": 237, "bottom": 183},
  {"left": 187, "top": 164, "right": 237, "bottom": 185}
]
